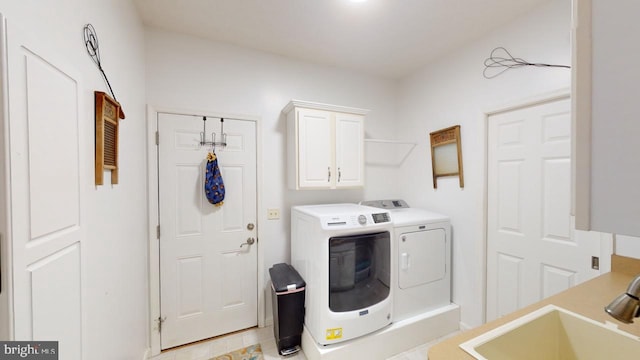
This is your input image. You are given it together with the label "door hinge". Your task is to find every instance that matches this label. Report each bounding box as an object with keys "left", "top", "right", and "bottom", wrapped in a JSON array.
[
  {"left": 155, "top": 131, "right": 159, "bottom": 145},
  {"left": 156, "top": 225, "right": 160, "bottom": 239},
  {"left": 156, "top": 316, "right": 166, "bottom": 333}
]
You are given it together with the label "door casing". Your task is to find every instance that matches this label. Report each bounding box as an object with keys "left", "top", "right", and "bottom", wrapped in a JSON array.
[
  {"left": 0, "top": 13, "right": 11, "bottom": 341},
  {"left": 146, "top": 105, "right": 264, "bottom": 356}
]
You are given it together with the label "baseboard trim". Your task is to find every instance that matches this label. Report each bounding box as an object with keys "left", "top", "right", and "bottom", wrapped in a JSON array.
[
  {"left": 458, "top": 321, "right": 474, "bottom": 331},
  {"left": 265, "top": 318, "right": 274, "bottom": 327},
  {"left": 142, "top": 347, "right": 151, "bottom": 360}
]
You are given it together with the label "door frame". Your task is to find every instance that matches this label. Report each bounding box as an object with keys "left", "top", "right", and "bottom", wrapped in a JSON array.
[
  {"left": 146, "top": 105, "right": 264, "bottom": 356},
  {"left": 0, "top": 13, "right": 12, "bottom": 341},
  {"left": 481, "top": 87, "right": 576, "bottom": 323}
]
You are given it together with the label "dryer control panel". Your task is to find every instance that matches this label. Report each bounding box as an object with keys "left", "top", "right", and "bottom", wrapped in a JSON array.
[{"left": 361, "top": 199, "right": 410, "bottom": 209}]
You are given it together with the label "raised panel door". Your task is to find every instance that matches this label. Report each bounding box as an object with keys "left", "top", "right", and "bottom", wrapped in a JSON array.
[
  {"left": 486, "top": 97, "right": 607, "bottom": 321},
  {"left": 5, "top": 18, "right": 84, "bottom": 359},
  {"left": 335, "top": 113, "right": 364, "bottom": 188},
  {"left": 297, "top": 108, "right": 333, "bottom": 189},
  {"left": 158, "top": 113, "right": 258, "bottom": 349}
]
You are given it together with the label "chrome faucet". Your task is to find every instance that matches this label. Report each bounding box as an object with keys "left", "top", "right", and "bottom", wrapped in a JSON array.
[{"left": 605, "top": 274, "right": 640, "bottom": 323}]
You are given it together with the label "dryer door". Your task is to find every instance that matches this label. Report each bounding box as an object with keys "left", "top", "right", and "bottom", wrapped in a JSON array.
[{"left": 398, "top": 229, "right": 446, "bottom": 289}]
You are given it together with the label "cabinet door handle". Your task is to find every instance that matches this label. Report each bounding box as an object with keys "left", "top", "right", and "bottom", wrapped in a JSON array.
[
  {"left": 338, "top": 167, "right": 341, "bottom": 182},
  {"left": 328, "top": 167, "right": 331, "bottom": 182}
]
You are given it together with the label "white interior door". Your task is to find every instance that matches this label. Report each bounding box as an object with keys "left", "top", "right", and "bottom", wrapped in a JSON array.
[
  {"left": 158, "top": 113, "right": 257, "bottom": 349},
  {"left": 486, "top": 97, "right": 607, "bottom": 322},
  {"left": 5, "top": 17, "right": 84, "bottom": 358}
]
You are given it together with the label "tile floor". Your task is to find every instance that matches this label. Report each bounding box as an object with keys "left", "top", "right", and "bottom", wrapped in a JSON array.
[{"left": 150, "top": 326, "right": 459, "bottom": 360}]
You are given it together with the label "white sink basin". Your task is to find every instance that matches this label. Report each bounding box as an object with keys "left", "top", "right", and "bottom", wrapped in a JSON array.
[{"left": 460, "top": 305, "right": 640, "bottom": 360}]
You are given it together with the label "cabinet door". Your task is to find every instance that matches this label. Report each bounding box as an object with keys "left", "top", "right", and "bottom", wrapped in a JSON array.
[
  {"left": 297, "top": 108, "right": 334, "bottom": 188},
  {"left": 589, "top": 0, "right": 640, "bottom": 236},
  {"left": 335, "top": 113, "right": 364, "bottom": 188}
]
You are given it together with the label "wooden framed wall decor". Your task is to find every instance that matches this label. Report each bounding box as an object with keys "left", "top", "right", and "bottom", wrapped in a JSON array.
[
  {"left": 95, "top": 91, "right": 124, "bottom": 185},
  {"left": 430, "top": 125, "right": 464, "bottom": 188}
]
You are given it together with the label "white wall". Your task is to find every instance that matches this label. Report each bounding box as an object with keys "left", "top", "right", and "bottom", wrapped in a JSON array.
[
  {"left": 617, "top": 236, "right": 640, "bottom": 259},
  {"left": 145, "top": 28, "right": 399, "bottom": 315},
  {"left": 0, "top": 0, "right": 148, "bottom": 358},
  {"left": 396, "top": 0, "right": 572, "bottom": 328}
]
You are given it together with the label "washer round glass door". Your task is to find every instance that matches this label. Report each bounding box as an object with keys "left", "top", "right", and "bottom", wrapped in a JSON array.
[{"left": 328, "top": 231, "right": 390, "bottom": 312}]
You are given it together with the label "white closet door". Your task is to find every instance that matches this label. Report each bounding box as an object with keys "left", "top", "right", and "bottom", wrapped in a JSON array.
[
  {"left": 486, "top": 97, "right": 607, "bottom": 322},
  {"left": 5, "top": 17, "right": 85, "bottom": 359}
]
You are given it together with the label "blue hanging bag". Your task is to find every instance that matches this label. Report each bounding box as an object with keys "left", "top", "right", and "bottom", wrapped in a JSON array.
[{"left": 205, "top": 151, "right": 225, "bottom": 206}]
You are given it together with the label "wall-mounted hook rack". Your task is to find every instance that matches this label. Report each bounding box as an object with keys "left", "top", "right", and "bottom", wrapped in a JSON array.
[{"left": 200, "top": 116, "right": 227, "bottom": 150}]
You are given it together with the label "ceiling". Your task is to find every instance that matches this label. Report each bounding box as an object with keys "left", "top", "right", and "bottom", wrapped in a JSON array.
[{"left": 134, "top": 0, "right": 550, "bottom": 79}]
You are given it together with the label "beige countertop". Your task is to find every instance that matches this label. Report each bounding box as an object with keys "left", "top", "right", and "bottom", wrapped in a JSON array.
[{"left": 428, "top": 255, "right": 640, "bottom": 360}]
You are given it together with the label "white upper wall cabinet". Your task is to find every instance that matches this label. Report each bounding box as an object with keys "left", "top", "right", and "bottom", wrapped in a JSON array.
[
  {"left": 284, "top": 100, "right": 367, "bottom": 190},
  {"left": 573, "top": 0, "right": 640, "bottom": 237}
]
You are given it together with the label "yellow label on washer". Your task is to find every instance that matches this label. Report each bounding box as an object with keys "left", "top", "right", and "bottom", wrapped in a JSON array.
[{"left": 326, "top": 327, "right": 343, "bottom": 340}]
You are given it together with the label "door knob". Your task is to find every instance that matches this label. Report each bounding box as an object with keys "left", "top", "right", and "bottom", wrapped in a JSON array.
[
  {"left": 240, "top": 237, "right": 256, "bottom": 248},
  {"left": 247, "top": 223, "right": 255, "bottom": 230}
]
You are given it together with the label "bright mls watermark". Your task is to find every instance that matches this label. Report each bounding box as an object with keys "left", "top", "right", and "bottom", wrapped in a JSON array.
[{"left": 0, "top": 342, "right": 58, "bottom": 359}]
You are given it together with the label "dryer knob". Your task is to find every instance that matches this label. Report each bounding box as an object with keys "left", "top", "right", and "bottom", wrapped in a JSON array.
[{"left": 358, "top": 215, "right": 367, "bottom": 225}]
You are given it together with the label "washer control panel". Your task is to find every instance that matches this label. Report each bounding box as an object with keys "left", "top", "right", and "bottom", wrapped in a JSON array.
[
  {"left": 372, "top": 212, "right": 391, "bottom": 224},
  {"left": 322, "top": 211, "right": 391, "bottom": 228}
]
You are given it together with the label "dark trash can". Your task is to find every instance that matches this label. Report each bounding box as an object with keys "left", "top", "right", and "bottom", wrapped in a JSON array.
[{"left": 269, "top": 263, "right": 305, "bottom": 356}]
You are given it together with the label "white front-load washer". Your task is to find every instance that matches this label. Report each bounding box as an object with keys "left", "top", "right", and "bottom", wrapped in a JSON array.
[
  {"left": 361, "top": 200, "right": 452, "bottom": 321},
  {"left": 291, "top": 204, "right": 393, "bottom": 345}
]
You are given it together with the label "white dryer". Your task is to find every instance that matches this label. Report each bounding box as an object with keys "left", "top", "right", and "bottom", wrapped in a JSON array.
[{"left": 361, "top": 200, "right": 452, "bottom": 321}]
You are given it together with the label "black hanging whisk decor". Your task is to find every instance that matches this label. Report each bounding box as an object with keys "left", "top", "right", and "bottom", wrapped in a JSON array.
[
  {"left": 83, "top": 23, "right": 125, "bottom": 119},
  {"left": 483, "top": 47, "right": 570, "bottom": 79}
]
